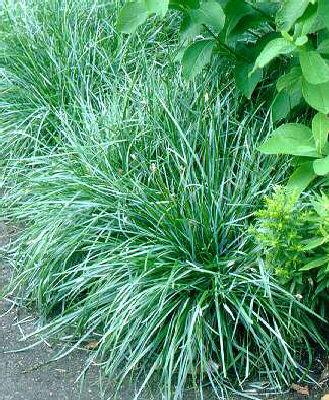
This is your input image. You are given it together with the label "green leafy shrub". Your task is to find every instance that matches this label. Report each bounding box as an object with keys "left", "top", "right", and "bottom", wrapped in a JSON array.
[
  {"left": 251, "top": 187, "right": 307, "bottom": 281},
  {"left": 253, "top": 187, "right": 329, "bottom": 315},
  {"left": 117, "top": 0, "right": 329, "bottom": 194},
  {"left": 304, "top": 193, "right": 329, "bottom": 314}
]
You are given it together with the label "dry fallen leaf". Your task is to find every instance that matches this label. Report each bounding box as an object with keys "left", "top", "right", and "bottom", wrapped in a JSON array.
[
  {"left": 84, "top": 340, "right": 99, "bottom": 350},
  {"left": 321, "top": 394, "right": 329, "bottom": 400},
  {"left": 321, "top": 368, "right": 329, "bottom": 384},
  {"left": 320, "top": 361, "right": 329, "bottom": 384},
  {"left": 291, "top": 383, "right": 309, "bottom": 396}
]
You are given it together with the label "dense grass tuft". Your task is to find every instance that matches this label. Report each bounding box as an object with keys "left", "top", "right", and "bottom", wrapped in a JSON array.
[
  {"left": 0, "top": 0, "right": 177, "bottom": 176},
  {"left": 0, "top": 0, "right": 325, "bottom": 399},
  {"left": 2, "top": 89, "right": 322, "bottom": 397}
]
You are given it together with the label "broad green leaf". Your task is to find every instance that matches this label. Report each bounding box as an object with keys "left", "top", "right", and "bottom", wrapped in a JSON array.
[
  {"left": 303, "top": 237, "right": 327, "bottom": 251},
  {"left": 234, "top": 62, "right": 263, "bottom": 99},
  {"left": 318, "top": 39, "right": 329, "bottom": 55},
  {"left": 271, "top": 88, "right": 303, "bottom": 122},
  {"left": 276, "top": 66, "right": 302, "bottom": 92},
  {"left": 318, "top": 0, "right": 329, "bottom": 30},
  {"left": 182, "top": 39, "right": 215, "bottom": 79},
  {"left": 286, "top": 161, "right": 316, "bottom": 194},
  {"left": 272, "top": 79, "right": 303, "bottom": 122},
  {"left": 258, "top": 123, "right": 317, "bottom": 156},
  {"left": 302, "top": 79, "right": 329, "bottom": 114},
  {"left": 190, "top": 1, "right": 225, "bottom": 31},
  {"left": 293, "top": 3, "right": 318, "bottom": 37},
  {"left": 318, "top": 26, "right": 329, "bottom": 43},
  {"left": 255, "top": 2, "right": 280, "bottom": 16},
  {"left": 145, "top": 0, "right": 169, "bottom": 16},
  {"left": 117, "top": 3, "right": 148, "bottom": 33},
  {"left": 170, "top": 0, "right": 200, "bottom": 9},
  {"left": 295, "top": 35, "right": 308, "bottom": 46},
  {"left": 228, "top": 14, "right": 267, "bottom": 46},
  {"left": 235, "top": 32, "right": 280, "bottom": 62},
  {"left": 222, "top": 0, "right": 253, "bottom": 40},
  {"left": 299, "top": 51, "right": 329, "bottom": 85},
  {"left": 276, "top": 0, "right": 310, "bottom": 32},
  {"left": 313, "top": 155, "right": 329, "bottom": 175},
  {"left": 272, "top": 92, "right": 290, "bottom": 122},
  {"left": 301, "top": 255, "right": 329, "bottom": 271},
  {"left": 312, "top": 113, "right": 329, "bottom": 154},
  {"left": 252, "top": 38, "right": 296, "bottom": 73},
  {"left": 315, "top": 280, "right": 329, "bottom": 296},
  {"left": 180, "top": 14, "right": 202, "bottom": 40}
]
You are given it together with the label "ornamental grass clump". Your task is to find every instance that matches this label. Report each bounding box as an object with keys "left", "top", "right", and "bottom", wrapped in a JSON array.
[
  {"left": 2, "top": 86, "right": 323, "bottom": 398},
  {"left": 0, "top": 0, "right": 176, "bottom": 175}
]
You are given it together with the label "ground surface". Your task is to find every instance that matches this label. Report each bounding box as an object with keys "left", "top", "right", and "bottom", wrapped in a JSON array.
[
  {"left": 0, "top": 222, "right": 328, "bottom": 400},
  {"left": 0, "top": 223, "right": 104, "bottom": 400}
]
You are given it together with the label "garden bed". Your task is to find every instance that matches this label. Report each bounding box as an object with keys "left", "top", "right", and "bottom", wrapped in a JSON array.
[{"left": 1, "top": 0, "right": 329, "bottom": 399}]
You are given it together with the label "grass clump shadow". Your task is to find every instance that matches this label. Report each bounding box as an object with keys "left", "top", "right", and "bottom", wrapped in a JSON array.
[{"left": 0, "top": 1, "right": 326, "bottom": 399}]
